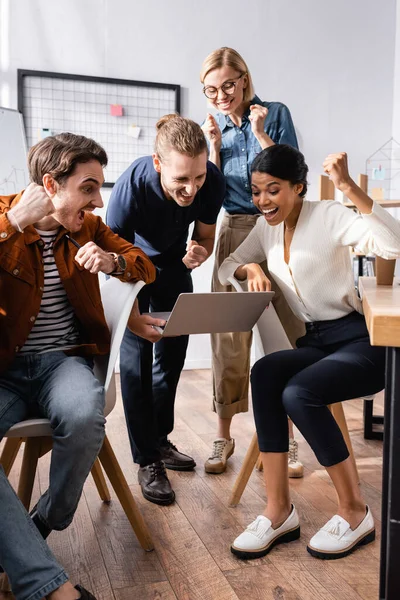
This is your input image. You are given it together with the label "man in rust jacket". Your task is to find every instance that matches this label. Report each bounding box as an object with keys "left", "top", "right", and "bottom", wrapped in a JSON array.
[{"left": 0, "top": 133, "right": 155, "bottom": 600}]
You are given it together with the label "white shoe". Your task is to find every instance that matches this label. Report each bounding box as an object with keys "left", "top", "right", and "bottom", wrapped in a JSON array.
[
  {"left": 204, "top": 438, "right": 235, "bottom": 474},
  {"left": 288, "top": 438, "right": 304, "bottom": 478},
  {"left": 307, "top": 506, "right": 375, "bottom": 559},
  {"left": 231, "top": 505, "right": 300, "bottom": 560}
]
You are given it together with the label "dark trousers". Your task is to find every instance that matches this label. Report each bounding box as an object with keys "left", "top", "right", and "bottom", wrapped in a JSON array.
[
  {"left": 120, "top": 263, "right": 193, "bottom": 466},
  {"left": 251, "top": 311, "right": 386, "bottom": 467}
]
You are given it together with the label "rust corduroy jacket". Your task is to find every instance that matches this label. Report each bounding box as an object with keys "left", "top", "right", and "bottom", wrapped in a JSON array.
[{"left": 0, "top": 192, "right": 156, "bottom": 375}]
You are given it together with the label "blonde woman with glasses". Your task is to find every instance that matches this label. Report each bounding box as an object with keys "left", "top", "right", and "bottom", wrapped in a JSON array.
[{"left": 200, "top": 47, "right": 305, "bottom": 476}]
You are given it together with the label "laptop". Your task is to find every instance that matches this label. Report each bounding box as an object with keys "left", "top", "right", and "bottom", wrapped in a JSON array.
[{"left": 146, "top": 291, "right": 275, "bottom": 337}]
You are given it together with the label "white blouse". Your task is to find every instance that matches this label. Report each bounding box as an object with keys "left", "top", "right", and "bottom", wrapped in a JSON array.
[{"left": 219, "top": 200, "right": 400, "bottom": 322}]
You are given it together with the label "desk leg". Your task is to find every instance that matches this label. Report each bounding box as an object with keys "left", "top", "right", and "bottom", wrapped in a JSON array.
[
  {"left": 380, "top": 347, "right": 400, "bottom": 600},
  {"left": 358, "top": 255, "right": 364, "bottom": 278}
]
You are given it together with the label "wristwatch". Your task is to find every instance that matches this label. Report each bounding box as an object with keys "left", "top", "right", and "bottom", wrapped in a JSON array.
[{"left": 109, "top": 252, "right": 127, "bottom": 275}]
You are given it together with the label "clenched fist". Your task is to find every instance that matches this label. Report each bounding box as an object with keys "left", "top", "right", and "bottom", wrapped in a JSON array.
[
  {"left": 7, "top": 183, "right": 55, "bottom": 231},
  {"left": 202, "top": 113, "right": 222, "bottom": 149},
  {"left": 182, "top": 240, "right": 208, "bottom": 270},
  {"left": 322, "top": 153, "right": 352, "bottom": 192},
  {"left": 74, "top": 241, "right": 116, "bottom": 274},
  {"left": 249, "top": 104, "right": 269, "bottom": 137}
]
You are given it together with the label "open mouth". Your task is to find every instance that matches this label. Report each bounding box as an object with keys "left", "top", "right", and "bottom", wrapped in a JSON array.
[
  {"left": 262, "top": 207, "right": 279, "bottom": 221},
  {"left": 179, "top": 193, "right": 194, "bottom": 203},
  {"left": 218, "top": 98, "right": 234, "bottom": 110}
]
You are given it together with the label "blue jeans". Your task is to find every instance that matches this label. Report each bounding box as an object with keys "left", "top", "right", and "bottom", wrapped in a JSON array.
[{"left": 0, "top": 352, "right": 105, "bottom": 600}]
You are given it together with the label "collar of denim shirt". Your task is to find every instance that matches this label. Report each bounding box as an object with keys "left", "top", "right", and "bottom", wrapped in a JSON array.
[{"left": 218, "top": 95, "right": 263, "bottom": 131}]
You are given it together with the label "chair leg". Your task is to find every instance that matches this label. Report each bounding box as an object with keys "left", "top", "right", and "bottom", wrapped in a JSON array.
[
  {"left": 363, "top": 395, "right": 384, "bottom": 440},
  {"left": 38, "top": 437, "right": 53, "bottom": 459},
  {"left": 229, "top": 432, "right": 260, "bottom": 506},
  {"left": 91, "top": 458, "right": 111, "bottom": 503},
  {"left": 0, "top": 437, "right": 23, "bottom": 476},
  {"left": 255, "top": 455, "right": 263, "bottom": 471},
  {"left": 17, "top": 437, "right": 42, "bottom": 510},
  {"left": 98, "top": 435, "right": 154, "bottom": 551},
  {"left": 329, "top": 403, "right": 359, "bottom": 483}
]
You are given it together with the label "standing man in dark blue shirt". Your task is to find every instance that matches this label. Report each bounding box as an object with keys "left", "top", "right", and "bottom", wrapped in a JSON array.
[{"left": 107, "top": 115, "right": 225, "bottom": 505}]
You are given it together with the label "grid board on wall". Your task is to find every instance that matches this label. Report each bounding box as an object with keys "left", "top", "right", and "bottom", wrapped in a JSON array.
[{"left": 18, "top": 70, "right": 180, "bottom": 186}]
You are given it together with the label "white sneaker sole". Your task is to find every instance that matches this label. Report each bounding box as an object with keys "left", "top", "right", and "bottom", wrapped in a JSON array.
[
  {"left": 204, "top": 446, "right": 234, "bottom": 474},
  {"left": 288, "top": 465, "right": 304, "bottom": 478}
]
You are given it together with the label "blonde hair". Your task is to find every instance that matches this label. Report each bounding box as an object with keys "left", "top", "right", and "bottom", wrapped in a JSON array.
[
  {"left": 154, "top": 114, "right": 207, "bottom": 163},
  {"left": 200, "top": 47, "right": 255, "bottom": 103}
]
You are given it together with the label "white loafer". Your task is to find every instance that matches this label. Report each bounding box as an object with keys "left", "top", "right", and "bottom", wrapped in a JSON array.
[
  {"left": 231, "top": 504, "right": 300, "bottom": 560},
  {"left": 307, "top": 505, "right": 375, "bottom": 559}
]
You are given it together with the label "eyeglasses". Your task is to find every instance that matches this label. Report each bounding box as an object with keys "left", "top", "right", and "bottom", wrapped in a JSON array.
[{"left": 202, "top": 73, "right": 246, "bottom": 100}]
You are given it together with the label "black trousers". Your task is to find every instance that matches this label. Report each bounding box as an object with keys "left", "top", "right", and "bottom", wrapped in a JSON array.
[
  {"left": 120, "top": 263, "right": 193, "bottom": 466},
  {"left": 251, "top": 311, "right": 385, "bottom": 467}
]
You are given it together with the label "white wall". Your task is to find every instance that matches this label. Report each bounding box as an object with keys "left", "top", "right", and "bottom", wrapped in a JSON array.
[{"left": 0, "top": 0, "right": 398, "bottom": 366}]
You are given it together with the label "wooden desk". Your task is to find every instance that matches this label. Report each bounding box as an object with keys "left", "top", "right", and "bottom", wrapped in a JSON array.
[
  {"left": 359, "top": 277, "right": 400, "bottom": 600},
  {"left": 344, "top": 199, "right": 400, "bottom": 209}
]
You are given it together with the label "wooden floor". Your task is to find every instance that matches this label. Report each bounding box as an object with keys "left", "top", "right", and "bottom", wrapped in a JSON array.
[{"left": 1, "top": 370, "right": 384, "bottom": 600}]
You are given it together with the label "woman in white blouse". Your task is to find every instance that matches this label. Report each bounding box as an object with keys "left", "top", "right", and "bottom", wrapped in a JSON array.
[{"left": 220, "top": 144, "right": 400, "bottom": 561}]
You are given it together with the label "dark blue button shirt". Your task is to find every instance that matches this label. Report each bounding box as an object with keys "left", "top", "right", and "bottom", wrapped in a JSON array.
[
  {"left": 106, "top": 156, "right": 225, "bottom": 268},
  {"left": 215, "top": 95, "right": 298, "bottom": 215}
]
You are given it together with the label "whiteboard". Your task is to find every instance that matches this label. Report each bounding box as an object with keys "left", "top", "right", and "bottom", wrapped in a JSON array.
[{"left": 0, "top": 107, "right": 30, "bottom": 195}]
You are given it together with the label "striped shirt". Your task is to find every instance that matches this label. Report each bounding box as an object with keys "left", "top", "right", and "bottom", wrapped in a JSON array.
[{"left": 20, "top": 229, "right": 80, "bottom": 354}]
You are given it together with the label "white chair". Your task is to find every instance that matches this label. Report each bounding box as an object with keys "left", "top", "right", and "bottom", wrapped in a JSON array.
[
  {"left": 0, "top": 277, "right": 154, "bottom": 551},
  {"left": 227, "top": 276, "right": 358, "bottom": 506}
]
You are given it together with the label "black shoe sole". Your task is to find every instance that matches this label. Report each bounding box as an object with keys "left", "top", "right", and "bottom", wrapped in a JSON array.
[
  {"left": 163, "top": 461, "right": 196, "bottom": 472},
  {"left": 141, "top": 488, "right": 176, "bottom": 506},
  {"left": 306, "top": 528, "right": 375, "bottom": 560},
  {"left": 231, "top": 525, "right": 300, "bottom": 560},
  {"left": 75, "top": 584, "right": 97, "bottom": 599}
]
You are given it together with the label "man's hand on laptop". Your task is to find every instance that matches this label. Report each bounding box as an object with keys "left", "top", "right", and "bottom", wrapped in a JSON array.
[
  {"left": 127, "top": 300, "right": 166, "bottom": 343},
  {"left": 182, "top": 240, "right": 208, "bottom": 270}
]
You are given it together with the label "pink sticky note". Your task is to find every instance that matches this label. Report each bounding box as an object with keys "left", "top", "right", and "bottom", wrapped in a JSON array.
[{"left": 110, "top": 104, "right": 123, "bottom": 116}]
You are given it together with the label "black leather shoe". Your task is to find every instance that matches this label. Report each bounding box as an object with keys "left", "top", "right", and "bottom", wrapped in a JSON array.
[
  {"left": 30, "top": 506, "right": 52, "bottom": 539},
  {"left": 138, "top": 461, "right": 175, "bottom": 505},
  {"left": 160, "top": 440, "right": 196, "bottom": 471},
  {"left": 75, "top": 584, "right": 97, "bottom": 599}
]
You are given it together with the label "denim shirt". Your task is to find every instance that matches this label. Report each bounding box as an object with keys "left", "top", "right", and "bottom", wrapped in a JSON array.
[{"left": 214, "top": 95, "right": 298, "bottom": 215}]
